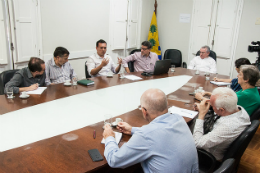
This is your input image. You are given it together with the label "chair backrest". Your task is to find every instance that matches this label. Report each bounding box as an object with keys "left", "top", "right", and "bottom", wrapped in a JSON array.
[
  {"left": 197, "top": 148, "right": 216, "bottom": 173},
  {"left": 163, "top": 49, "right": 182, "bottom": 67},
  {"left": 85, "top": 61, "right": 91, "bottom": 78},
  {"left": 196, "top": 50, "right": 217, "bottom": 62},
  {"left": 128, "top": 49, "right": 141, "bottom": 72},
  {"left": 213, "top": 158, "right": 235, "bottom": 173},
  {"left": 222, "top": 120, "right": 260, "bottom": 170},
  {"left": 0, "top": 69, "right": 20, "bottom": 95},
  {"left": 250, "top": 106, "right": 260, "bottom": 121}
]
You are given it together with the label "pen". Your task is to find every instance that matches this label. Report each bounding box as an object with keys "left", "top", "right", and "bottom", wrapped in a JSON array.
[{"left": 93, "top": 130, "right": 96, "bottom": 139}]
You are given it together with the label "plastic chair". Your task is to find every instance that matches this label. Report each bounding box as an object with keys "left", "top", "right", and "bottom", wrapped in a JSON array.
[
  {"left": 197, "top": 148, "right": 216, "bottom": 173},
  {"left": 85, "top": 61, "right": 91, "bottom": 78},
  {"left": 213, "top": 158, "right": 235, "bottom": 173}
]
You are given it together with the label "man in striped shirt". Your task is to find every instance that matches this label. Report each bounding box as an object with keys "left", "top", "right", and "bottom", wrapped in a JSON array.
[{"left": 45, "top": 47, "right": 77, "bottom": 85}]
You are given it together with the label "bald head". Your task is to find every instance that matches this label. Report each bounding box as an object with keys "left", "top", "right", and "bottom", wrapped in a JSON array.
[{"left": 140, "top": 88, "right": 168, "bottom": 115}]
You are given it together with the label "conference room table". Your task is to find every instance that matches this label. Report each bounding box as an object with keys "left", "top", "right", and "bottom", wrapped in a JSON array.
[{"left": 0, "top": 68, "right": 228, "bottom": 173}]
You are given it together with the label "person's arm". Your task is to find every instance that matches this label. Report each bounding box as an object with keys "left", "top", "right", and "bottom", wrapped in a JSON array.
[
  {"left": 88, "top": 58, "right": 109, "bottom": 76},
  {"left": 19, "top": 84, "right": 39, "bottom": 92},
  {"left": 104, "top": 128, "right": 151, "bottom": 168},
  {"left": 187, "top": 57, "right": 196, "bottom": 70},
  {"left": 209, "top": 59, "right": 217, "bottom": 73},
  {"left": 114, "top": 58, "right": 122, "bottom": 74},
  {"left": 45, "top": 62, "right": 51, "bottom": 85},
  {"left": 213, "top": 78, "right": 232, "bottom": 83},
  {"left": 122, "top": 54, "right": 136, "bottom": 73}
]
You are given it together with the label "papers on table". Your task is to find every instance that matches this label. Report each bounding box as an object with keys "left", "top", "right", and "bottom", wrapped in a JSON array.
[
  {"left": 124, "top": 75, "right": 142, "bottom": 81},
  {"left": 168, "top": 106, "right": 198, "bottom": 119},
  {"left": 101, "top": 131, "right": 122, "bottom": 144},
  {"left": 26, "top": 87, "right": 47, "bottom": 95},
  {"left": 210, "top": 81, "right": 231, "bottom": 86}
]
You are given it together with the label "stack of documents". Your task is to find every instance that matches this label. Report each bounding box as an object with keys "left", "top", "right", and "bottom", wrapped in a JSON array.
[
  {"left": 26, "top": 87, "right": 47, "bottom": 95},
  {"left": 124, "top": 75, "right": 142, "bottom": 81},
  {"left": 168, "top": 106, "right": 198, "bottom": 119},
  {"left": 101, "top": 131, "right": 122, "bottom": 144},
  {"left": 210, "top": 81, "right": 231, "bottom": 86}
]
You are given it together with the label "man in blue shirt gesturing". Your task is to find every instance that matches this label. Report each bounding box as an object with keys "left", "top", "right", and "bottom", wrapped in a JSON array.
[{"left": 103, "top": 88, "right": 199, "bottom": 173}]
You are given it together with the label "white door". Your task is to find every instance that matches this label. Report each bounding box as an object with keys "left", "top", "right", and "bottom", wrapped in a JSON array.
[
  {"left": 190, "top": 0, "right": 213, "bottom": 56},
  {"left": 127, "top": 0, "right": 139, "bottom": 49},
  {"left": 11, "top": 0, "right": 39, "bottom": 63},
  {"left": 110, "top": 0, "right": 128, "bottom": 50},
  {"left": 0, "top": 1, "right": 8, "bottom": 65}
]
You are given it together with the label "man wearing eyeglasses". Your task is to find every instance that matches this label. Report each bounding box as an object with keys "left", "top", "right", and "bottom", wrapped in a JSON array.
[
  {"left": 103, "top": 88, "right": 199, "bottom": 173},
  {"left": 188, "top": 46, "right": 217, "bottom": 73},
  {"left": 122, "top": 41, "right": 159, "bottom": 73}
]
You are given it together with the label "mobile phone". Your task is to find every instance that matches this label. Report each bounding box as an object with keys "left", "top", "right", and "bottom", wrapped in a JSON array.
[{"left": 88, "top": 149, "right": 104, "bottom": 162}]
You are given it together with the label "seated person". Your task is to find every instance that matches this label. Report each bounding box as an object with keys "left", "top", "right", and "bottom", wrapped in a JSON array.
[
  {"left": 188, "top": 46, "right": 217, "bottom": 73},
  {"left": 45, "top": 47, "right": 77, "bottom": 85},
  {"left": 195, "top": 65, "right": 260, "bottom": 116},
  {"left": 122, "top": 41, "right": 159, "bottom": 73},
  {"left": 193, "top": 87, "right": 251, "bottom": 161},
  {"left": 103, "top": 88, "right": 199, "bottom": 173},
  {"left": 214, "top": 58, "right": 251, "bottom": 92},
  {"left": 86, "top": 39, "right": 122, "bottom": 77},
  {"left": 5, "top": 57, "right": 46, "bottom": 94}
]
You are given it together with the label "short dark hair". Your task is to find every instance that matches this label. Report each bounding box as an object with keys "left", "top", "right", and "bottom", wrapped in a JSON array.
[
  {"left": 240, "top": 65, "right": 260, "bottom": 86},
  {"left": 53, "top": 47, "right": 70, "bottom": 57},
  {"left": 235, "top": 58, "right": 251, "bottom": 68},
  {"left": 96, "top": 39, "right": 107, "bottom": 47},
  {"left": 28, "top": 57, "right": 45, "bottom": 72},
  {"left": 142, "top": 41, "right": 152, "bottom": 49}
]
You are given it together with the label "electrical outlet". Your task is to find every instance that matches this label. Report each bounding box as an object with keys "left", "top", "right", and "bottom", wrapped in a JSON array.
[{"left": 255, "top": 18, "right": 260, "bottom": 25}]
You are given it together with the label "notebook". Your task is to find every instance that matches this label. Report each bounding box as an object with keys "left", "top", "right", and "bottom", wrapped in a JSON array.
[{"left": 101, "top": 131, "right": 122, "bottom": 144}]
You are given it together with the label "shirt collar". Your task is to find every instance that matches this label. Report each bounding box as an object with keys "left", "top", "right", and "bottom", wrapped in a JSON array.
[
  {"left": 51, "top": 57, "right": 66, "bottom": 68},
  {"left": 26, "top": 67, "right": 33, "bottom": 78},
  {"left": 142, "top": 52, "right": 151, "bottom": 59}
]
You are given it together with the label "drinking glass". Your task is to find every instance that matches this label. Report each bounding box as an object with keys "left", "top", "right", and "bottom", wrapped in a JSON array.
[
  {"left": 104, "top": 114, "right": 112, "bottom": 127},
  {"left": 6, "top": 87, "right": 13, "bottom": 99},
  {"left": 72, "top": 77, "right": 78, "bottom": 85},
  {"left": 171, "top": 65, "right": 175, "bottom": 72},
  {"left": 205, "top": 71, "right": 210, "bottom": 81}
]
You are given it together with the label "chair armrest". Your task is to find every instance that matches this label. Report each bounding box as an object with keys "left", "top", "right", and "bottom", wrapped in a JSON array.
[{"left": 197, "top": 149, "right": 216, "bottom": 173}]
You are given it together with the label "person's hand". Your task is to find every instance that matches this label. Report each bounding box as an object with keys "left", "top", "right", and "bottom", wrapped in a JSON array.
[
  {"left": 117, "top": 122, "right": 132, "bottom": 135},
  {"left": 195, "top": 92, "right": 204, "bottom": 100},
  {"left": 197, "top": 99, "right": 211, "bottom": 120},
  {"left": 28, "top": 83, "right": 38, "bottom": 91},
  {"left": 103, "top": 124, "right": 115, "bottom": 139},
  {"left": 100, "top": 58, "right": 109, "bottom": 67},
  {"left": 117, "top": 57, "right": 122, "bottom": 64},
  {"left": 214, "top": 77, "right": 220, "bottom": 82}
]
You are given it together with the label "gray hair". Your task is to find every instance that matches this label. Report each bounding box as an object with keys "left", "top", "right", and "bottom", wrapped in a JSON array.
[
  {"left": 211, "top": 87, "right": 238, "bottom": 113},
  {"left": 239, "top": 65, "right": 260, "bottom": 86},
  {"left": 140, "top": 88, "right": 168, "bottom": 114},
  {"left": 201, "top": 45, "right": 210, "bottom": 53}
]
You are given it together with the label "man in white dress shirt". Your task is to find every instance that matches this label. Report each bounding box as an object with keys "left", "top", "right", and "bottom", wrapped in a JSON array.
[
  {"left": 86, "top": 39, "right": 122, "bottom": 77},
  {"left": 188, "top": 46, "right": 217, "bottom": 73},
  {"left": 193, "top": 87, "right": 251, "bottom": 161}
]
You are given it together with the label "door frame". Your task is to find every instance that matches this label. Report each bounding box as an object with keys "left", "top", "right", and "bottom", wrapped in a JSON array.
[{"left": 188, "top": 0, "right": 244, "bottom": 77}]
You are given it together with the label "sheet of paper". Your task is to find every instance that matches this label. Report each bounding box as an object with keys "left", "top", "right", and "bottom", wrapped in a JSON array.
[
  {"left": 124, "top": 75, "right": 143, "bottom": 80},
  {"left": 101, "top": 131, "right": 122, "bottom": 144},
  {"left": 26, "top": 87, "right": 47, "bottom": 95},
  {"left": 210, "top": 81, "right": 231, "bottom": 86},
  {"left": 0, "top": 75, "right": 192, "bottom": 152},
  {"left": 168, "top": 106, "right": 198, "bottom": 119}
]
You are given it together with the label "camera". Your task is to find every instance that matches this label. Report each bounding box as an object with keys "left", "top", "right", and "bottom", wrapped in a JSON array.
[{"left": 248, "top": 41, "right": 260, "bottom": 70}]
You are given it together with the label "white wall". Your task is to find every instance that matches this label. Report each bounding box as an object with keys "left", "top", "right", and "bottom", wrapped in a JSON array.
[
  {"left": 140, "top": 0, "right": 154, "bottom": 42},
  {"left": 157, "top": 0, "right": 193, "bottom": 63},
  {"left": 231, "top": 0, "right": 260, "bottom": 78}
]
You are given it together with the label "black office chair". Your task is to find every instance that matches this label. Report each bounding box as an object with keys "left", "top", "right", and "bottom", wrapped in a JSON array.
[
  {"left": 197, "top": 149, "right": 216, "bottom": 173},
  {"left": 0, "top": 69, "right": 20, "bottom": 95},
  {"left": 196, "top": 50, "right": 217, "bottom": 62},
  {"left": 85, "top": 60, "right": 91, "bottom": 78},
  {"left": 163, "top": 49, "right": 187, "bottom": 68},
  {"left": 128, "top": 49, "right": 141, "bottom": 72},
  {"left": 250, "top": 106, "right": 260, "bottom": 121},
  {"left": 213, "top": 159, "right": 235, "bottom": 173},
  {"left": 220, "top": 120, "right": 260, "bottom": 172}
]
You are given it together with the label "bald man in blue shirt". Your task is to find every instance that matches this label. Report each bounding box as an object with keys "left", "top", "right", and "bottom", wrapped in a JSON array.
[{"left": 103, "top": 88, "right": 199, "bottom": 173}]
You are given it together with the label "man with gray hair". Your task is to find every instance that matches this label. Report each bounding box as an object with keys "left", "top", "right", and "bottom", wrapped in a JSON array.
[
  {"left": 193, "top": 87, "right": 251, "bottom": 161},
  {"left": 103, "top": 88, "right": 199, "bottom": 173},
  {"left": 188, "top": 45, "right": 217, "bottom": 73}
]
